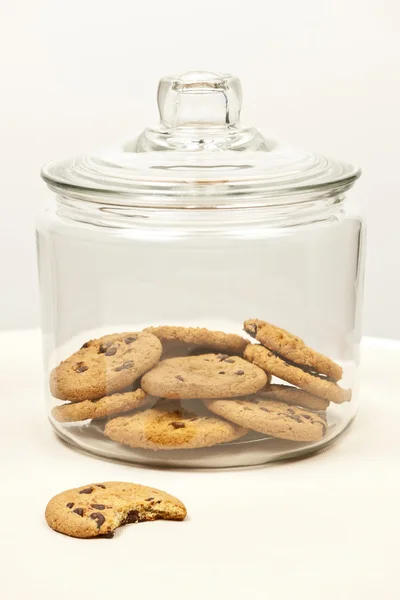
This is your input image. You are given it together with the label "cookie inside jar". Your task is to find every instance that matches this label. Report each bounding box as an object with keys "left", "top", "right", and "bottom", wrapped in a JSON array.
[{"left": 48, "top": 318, "right": 356, "bottom": 468}]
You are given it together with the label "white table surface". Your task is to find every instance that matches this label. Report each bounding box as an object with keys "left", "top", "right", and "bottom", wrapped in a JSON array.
[{"left": 1, "top": 329, "right": 399, "bottom": 600}]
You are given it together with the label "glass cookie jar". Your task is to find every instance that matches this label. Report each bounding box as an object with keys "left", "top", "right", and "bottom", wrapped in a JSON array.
[{"left": 38, "top": 71, "right": 364, "bottom": 468}]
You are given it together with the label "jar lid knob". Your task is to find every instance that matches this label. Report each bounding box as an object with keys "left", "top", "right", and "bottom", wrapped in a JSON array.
[
  {"left": 157, "top": 71, "right": 242, "bottom": 128},
  {"left": 134, "top": 70, "right": 267, "bottom": 152}
]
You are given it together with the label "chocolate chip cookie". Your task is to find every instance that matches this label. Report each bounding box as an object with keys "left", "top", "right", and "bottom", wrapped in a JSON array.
[
  {"left": 204, "top": 398, "right": 327, "bottom": 442},
  {"left": 144, "top": 325, "right": 249, "bottom": 356},
  {"left": 244, "top": 344, "right": 351, "bottom": 404},
  {"left": 259, "top": 383, "right": 329, "bottom": 411},
  {"left": 244, "top": 319, "right": 342, "bottom": 381},
  {"left": 45, "top": 481, "right": 187, "bottom": 538},
  {"left": 141, "top": 354, "right": 268, "bottom": 399},
  {"left": 104, "top": 400, "right": 248, "bottom": 450},
  {"left": 50, "top": 332, "right": 162, "bottom": 402},
  {"left": 51, "top": 388, "right": 151, "bottom": 423}
]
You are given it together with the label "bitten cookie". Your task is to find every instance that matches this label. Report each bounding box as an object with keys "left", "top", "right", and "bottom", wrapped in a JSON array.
[
  {"left": 259, "top": 384, "right": 329, "bottom": 411},
  {"left": 104, "top": 400, "right": 248, "bottom": 450},
  {"left": 244, "top": 344, "right": 351, "bottom": 404},
  {"left": 244, "top": 319, "right": 342, "bottom": 381},
  {"left": 45, "top": 481, "right": 187, "bottom": 539},
  {"left": 51, "top": 389, "right": 151, "bottom": 423},
  {"left": 50, "top": 332, "right": 162, "bottom": 402},
  {"left": 141, "top": 354, "right": 268, "bottom": 399},
  {"left": 204, "top": 398, "right": 327, "bottom": 442},
  {"left": 144, "top": 325, "right": 249, "bottom": 356}
]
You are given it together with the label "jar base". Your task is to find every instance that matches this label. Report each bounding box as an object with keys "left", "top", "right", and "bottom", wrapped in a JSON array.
[{"left": 49, "top": 407, "right": 357, "bottom": 469}]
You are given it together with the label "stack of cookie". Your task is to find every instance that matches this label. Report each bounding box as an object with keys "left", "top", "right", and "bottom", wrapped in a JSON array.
[{"left": 50, "top": 321, "right": 351, "bottom": 450}]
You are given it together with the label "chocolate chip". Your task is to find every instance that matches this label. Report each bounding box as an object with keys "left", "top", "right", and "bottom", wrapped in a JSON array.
[
  {"left": 123, "top": 510, "right": 140, "bottom": 524},
  {"left": 289, "top": 415, "right": 303, "bottom": 423},
  {"left": 224, "top": 358, "right": 235, "bottom": 363},
  {"left": 124, "top": 336, "right": 137, "bottom": 344},
  {"left": 105, "top": 346, "right": 117, "bottom": 356},
  {"left": 75, "top": 362, "right": 88, "bottom": 373},
  {"left": 235, "top": 370, "right": 245, "bottom": 375},
  {"left": 217, "top": 354, "right": 229, "bottom": 361},
  {"left": 80, "top": 342, "right": 90, "bottom": 349},
  {"left": 175, "top": 375, "right": 184, "bottom": 382},
  {"left": 218, "top": 371, "right": 225, "bottom": 375},
  {"left": 91, "top": 504, "right": 106, "bottom": 510},
  {"left": 79, "top": 487, "right": 94, "bottom": 494},
  {"left": 99, "top": 531, "right": 114, "bottom": 539},
  {"left": 287, "top": 408, "right": 295, "bottom": 414},
  {"left": 90, "top": 512, "right": 106, "bottom": 528},
  {"left": 66, "top": 502, "right": 74, "bottom": 509},
  {"left": 98, "top": 342, "right": 112, "bottom": 354},
  {"left": 115, "top": 361, "right": 134, "bottom": 372},
  {"left": 155, "top": 500, "right": 162, "bottom": 504},
  {"left": 170, "top": 422, "right": 185, "bottom": 429},
  {"left": 145, "top": 497, "right": 154, "bottom": 502},
  {"left": 260, "top": 407, "right": 270, "bottom": 412},
  {"left": 95, "top": 484, "right": 106, "bottom": 489},
  {"left": 73, "top": 508, "right": 84, "bottom": 517},
  {"left": 302, "top": 414, "right": 311, "bottom": 420}
]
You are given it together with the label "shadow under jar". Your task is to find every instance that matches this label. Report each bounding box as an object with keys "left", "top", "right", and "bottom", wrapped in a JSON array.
[{"left": 38, "top": 71, "right": 364, "bottom": 468}]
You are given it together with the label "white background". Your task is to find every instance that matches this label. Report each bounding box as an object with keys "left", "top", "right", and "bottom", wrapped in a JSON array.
[{"left": 0, "top": 0, "right": 399, "bottom": 337}]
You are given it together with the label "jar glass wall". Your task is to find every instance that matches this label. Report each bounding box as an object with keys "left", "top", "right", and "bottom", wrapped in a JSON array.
[{"left": 37, "top": 185, "right": 364, "bottom": 467}]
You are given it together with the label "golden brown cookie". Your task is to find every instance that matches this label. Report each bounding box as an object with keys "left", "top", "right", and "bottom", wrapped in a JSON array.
[
  {"left": 51, "top": 389, "right": 151, "bottom": 423},
  {"left": 50, "top": 332, "right": 162, "bottom": 402},
  {"left": 204, "top": 398, "right": 327, "bottom": 442},
  {"left": 141, "top": 353, "right": 268, "bottom": 399},
  {"left": 244, "top": 319, "right": 342, "bottom": 381},
  {"left": 258, "top": 383, "right": 329, "bottom": 411},
  {"left": 244, "top": 344, "right": 351, "bottom": 404},
  {"left": 104, "top": 400, "right": 248, "bottom": 450},
  {"left": 144, "top": 325, "right": 249, "bottom": 357},
  {"left": 45, "top": 481, "right": 187, "bottom": 538}
]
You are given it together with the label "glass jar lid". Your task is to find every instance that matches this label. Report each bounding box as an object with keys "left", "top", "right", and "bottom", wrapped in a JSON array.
[{"left": 41, "top": 71, "right": 361, "bottom": 208}]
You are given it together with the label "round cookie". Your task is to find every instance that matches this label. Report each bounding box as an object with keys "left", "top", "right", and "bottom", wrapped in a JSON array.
[
  {"left": 141, "top": 353, "right": 268, "bottom": 399},
  {"left": 244, "top": 344, "right": 351, "bottom": 404},
  {"left": 244, "top": 319, "right": 342, "bottom": 381},
  {"left": 204, "top": 398, "right": 327, "bottom": 442},
  {"left": 104, "top": 400, "right": 248, "bottom": 450},
  {"left": 51, "top": 389, "right": 151, "bottom": 423},
  {"left": 144, "top": 325, "right": 249, "bottom": 356},
  {"left": 259, "top": 384, "right": 329, "bottom": 411},
  {"left": 50, "top": 332, "right": 162, "bottom": 402},
  {"left": 45, "top": 481, "right": 187, "bottom": 539}
]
